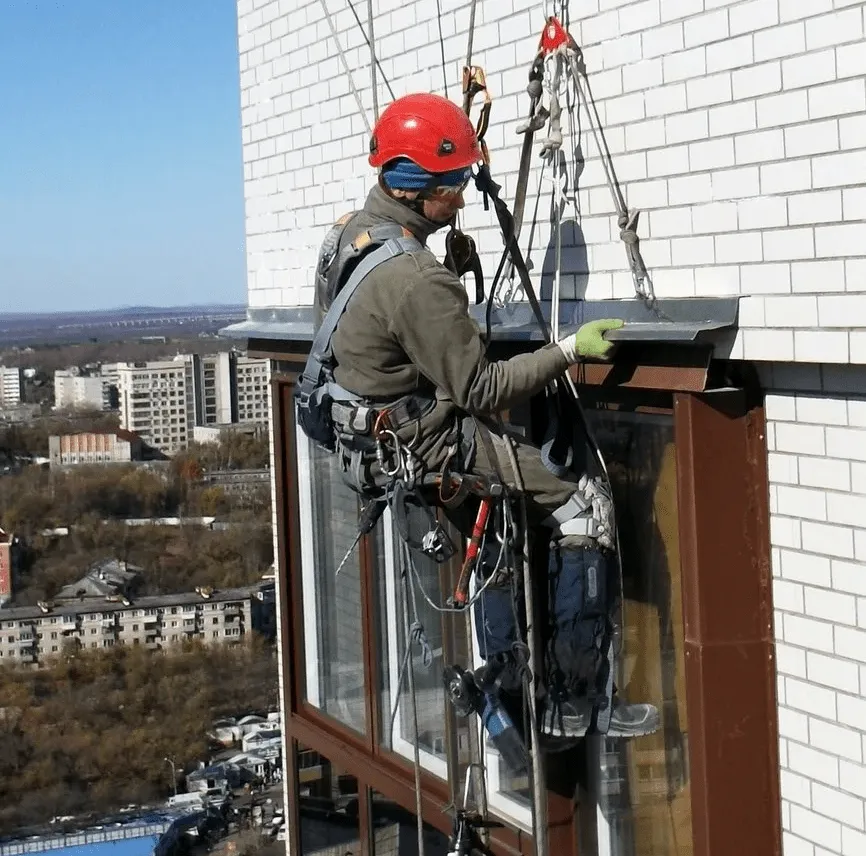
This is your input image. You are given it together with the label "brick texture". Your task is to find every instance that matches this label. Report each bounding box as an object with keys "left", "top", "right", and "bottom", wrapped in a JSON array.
[
  {"left": 767, "top": 375, "right": 866, "bottom": 856},
  {"left": 237, "top": 0, "right": 866, "bottom": 363},
  {"left": 236, "top": 3, "right": 866, "bottom": 854}
]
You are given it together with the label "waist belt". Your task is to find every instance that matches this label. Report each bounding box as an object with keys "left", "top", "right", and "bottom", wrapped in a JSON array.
[{"left": 331, "top": 393, "right": 435, "bottom": 436}]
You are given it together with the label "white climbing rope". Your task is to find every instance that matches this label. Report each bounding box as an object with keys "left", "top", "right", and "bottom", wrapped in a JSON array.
[{"left": 319, "top": 0, "right": 372, "bottom": 135}]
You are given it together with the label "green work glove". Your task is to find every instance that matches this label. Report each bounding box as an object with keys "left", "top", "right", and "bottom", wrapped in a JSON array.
[{"left": 557, "top": 318, "right": 625, "bottom": 363}]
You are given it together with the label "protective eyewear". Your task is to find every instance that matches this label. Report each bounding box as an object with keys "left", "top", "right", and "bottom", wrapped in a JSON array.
[{"left": 427, "top": 171, "right": 472, "bottom": 198}]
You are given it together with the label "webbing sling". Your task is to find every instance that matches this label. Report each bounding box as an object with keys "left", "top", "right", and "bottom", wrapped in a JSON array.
[
  {"left": 310, "top": 232, "right": 421, "bottom": 399},
  {"left": 296, "top": 232, "right": 421, "bottom": 452}
]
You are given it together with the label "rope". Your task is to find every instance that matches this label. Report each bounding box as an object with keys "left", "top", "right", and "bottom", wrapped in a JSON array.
[
  {"left": 501, "top": 432, "right": 548, "bottom": 856},
  {"left": 388, "top": 539, "right": 433, "bottom": 747},
  {"left": 563, "top": 46, "right": 666, "bottom": 314},
  {"left": 367, "top": 0, "right": 379, "bottom": 121},
  {"left": 435, "top": 0, "right": 450, "bottom": 97},
  {"left": 344, "top": 0, "right": 397, "bottom": 101},
  {"left": 465, "top": 0, "right": 479, "bottom": 71},
  {"left": 400, "top": 541, "right": 426, "bottom": 856},
  {"left": 319, "top": 0, "right": 372, "bottom": 134}
]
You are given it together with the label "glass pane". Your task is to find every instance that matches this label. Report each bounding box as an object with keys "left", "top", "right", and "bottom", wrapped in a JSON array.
[
  {"left": 296, "top": 424, "right": 366, "bottom": 734},
  {"left": 375, "top": 508, "right": 472, "bottom": 783},
  {"left": 371, "top": 789, "right": 452, "bottom": 855},
  {"left": 585, "top": 407, "right": 693, "bottom": 856},
  {"left": 295, "top": 744, "right": 363, "bottom": 854}
]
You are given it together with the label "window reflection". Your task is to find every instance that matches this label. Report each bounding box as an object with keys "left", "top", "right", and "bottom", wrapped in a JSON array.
[
  {"left": 298, "top": 430, "right": 366, "bottom": 734},
  {"left": 370, "top": 790, "right": 452, "bottom": 855},
  {"left": 375, "top": 508, "right": 473, "bottom": 785},
  {"left": 585, "top": 407, "right": 693, "bottom": 856},
  {"left": 295, "top": 744, "right": 363, "bottom": 854}
]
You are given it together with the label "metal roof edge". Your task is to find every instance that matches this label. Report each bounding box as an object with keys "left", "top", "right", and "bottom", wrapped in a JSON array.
[{"left": 219, "top": 296, "right": 740, "bottom": 347}]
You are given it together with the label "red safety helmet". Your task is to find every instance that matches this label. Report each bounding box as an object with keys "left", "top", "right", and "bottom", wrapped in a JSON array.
[{"left": 368, "top": 93, "right": 482, "bottom": 174}]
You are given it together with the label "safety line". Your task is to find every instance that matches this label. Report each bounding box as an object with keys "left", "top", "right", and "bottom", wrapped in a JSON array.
[{"left": 319, "top": 0, "right": 372, "bottom": 134}]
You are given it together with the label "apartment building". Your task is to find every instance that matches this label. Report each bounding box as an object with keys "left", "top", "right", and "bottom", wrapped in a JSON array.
[
  {"left": 99, "top": 362, "right": 122, "bottom": 409},
  {"left": 116, "top": 356, "right": 196, "bottom": 455},
  {"left": 0, "top": 583, "right": 276, "bottom": 665},
  {"left": 235, "top": 354, "right": 270, "bottom": 424},
  {"left": 54, "top": 369, "right": 106, "bottom": 411},
  {"left": 0, "top": 366, "right": 22, "bottom": 408},
  {"left": 113, "top": 353, "right": 269, "bottom": 455},
  {"left": 225, "top": 1, "right": 866, "bottom": 855},
  {"left": 194, "top": 352, "right": 236, "bottom": 426}
]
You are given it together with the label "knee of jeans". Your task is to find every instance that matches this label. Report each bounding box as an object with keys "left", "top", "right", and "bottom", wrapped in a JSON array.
[
  {"left": 474, "top": 586, "right": 519, "bottom": 659},
  {"left": 549, "top": 547, "right": 609, "bottom": 624}
]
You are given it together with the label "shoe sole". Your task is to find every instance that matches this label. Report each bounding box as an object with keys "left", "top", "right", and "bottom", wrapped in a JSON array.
[{"left": 605, "top": 712, "right": 661, "bottom": 739}]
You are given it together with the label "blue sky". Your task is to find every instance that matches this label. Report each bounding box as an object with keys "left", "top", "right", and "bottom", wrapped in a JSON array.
[{"left": 0, "top": 1, "right": 246, "bottom": 313}]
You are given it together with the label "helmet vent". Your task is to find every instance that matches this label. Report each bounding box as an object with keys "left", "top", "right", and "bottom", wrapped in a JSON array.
[{"left": 438, "top": 139, "right": 455, "bottom": 156}]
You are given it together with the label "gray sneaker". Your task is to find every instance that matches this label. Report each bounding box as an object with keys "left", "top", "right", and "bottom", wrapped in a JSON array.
[{"left": 605, "top": 700, "right": 660, "bottom": 738}]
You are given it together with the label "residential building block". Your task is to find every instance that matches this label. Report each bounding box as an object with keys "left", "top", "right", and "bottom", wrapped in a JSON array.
[
  {"left": 0, "top": 583, "right": 276, "bottom": 665},
  {"left": 0, "top": 366, "right": 22, "bottom": 408},
  {"left": 54, "top": 370, "right": 108, "bottom": 411}
]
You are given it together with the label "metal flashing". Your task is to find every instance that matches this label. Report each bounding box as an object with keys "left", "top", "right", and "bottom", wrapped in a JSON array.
[{"left": 220, "top": 297, "right": 740, "bottom": 348}]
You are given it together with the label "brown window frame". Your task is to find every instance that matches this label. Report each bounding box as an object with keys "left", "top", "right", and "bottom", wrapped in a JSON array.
[{"left": 268, "top": 351, "right": 781, "bottom": 856}]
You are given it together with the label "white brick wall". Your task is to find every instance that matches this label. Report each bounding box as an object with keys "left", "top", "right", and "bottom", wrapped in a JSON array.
[
  {"left": 765, "top": 366, "right": 866, "bottom": 856},
  {"left": 236, "top": 4, "right": 866, "bottom": 855},
  {"left": 236, "top": 0, "right": 866, "bottom": 363}
]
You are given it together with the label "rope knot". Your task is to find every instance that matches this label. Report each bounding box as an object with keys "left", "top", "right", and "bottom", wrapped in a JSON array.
[{"left": 409, "top": 620, "right": 433, "bottom": 670}]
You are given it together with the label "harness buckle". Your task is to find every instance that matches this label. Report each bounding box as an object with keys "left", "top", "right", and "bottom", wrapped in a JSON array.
[{"left": 350, "top": 405, "right": 374, "bottom": 434}]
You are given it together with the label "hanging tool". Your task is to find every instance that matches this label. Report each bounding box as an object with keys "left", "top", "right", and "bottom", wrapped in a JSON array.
[
  {"left": 443, "top": 664, "right": 527, "bottom": 774},
  {"left": 451, "top": 495, "right": 494, "bottom": 606},
  {"left": 334, "top": 498, "right": 387, "bottom": 576}
]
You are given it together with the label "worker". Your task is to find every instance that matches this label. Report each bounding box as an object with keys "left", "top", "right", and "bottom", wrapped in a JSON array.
[{"left": 314, "top": 93, "right": 658, "bottom": 739}]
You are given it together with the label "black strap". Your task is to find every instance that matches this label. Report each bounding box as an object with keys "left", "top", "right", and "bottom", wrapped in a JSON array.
[
  {"left": 512, "top": 52, "right": 546, "bottom": 237},
  {"left": 474, "top": 165, "right": 549, "bottom": 342}
]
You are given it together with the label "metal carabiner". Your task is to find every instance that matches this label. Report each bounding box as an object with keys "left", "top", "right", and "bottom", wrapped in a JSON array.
[{"left": 377, "top": 429, "right": 404, "bottom": 478}]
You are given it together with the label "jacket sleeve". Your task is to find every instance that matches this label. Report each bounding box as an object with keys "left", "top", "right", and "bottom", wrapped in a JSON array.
[{"left": 388, "top": 260, "right": 569, "bottom": 415}]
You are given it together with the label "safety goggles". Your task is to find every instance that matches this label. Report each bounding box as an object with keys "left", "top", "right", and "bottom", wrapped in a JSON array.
[{"left": 426, "top": 169, "right": 472, "bottom": 198}]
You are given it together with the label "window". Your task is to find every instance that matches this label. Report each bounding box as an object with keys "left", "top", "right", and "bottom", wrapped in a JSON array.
[
  {"left": 296, "top": 425, "right": 366, "bottom": 734},
  {"left": 581, "top": 405, "right": 693, "bottom": 856},
  {"left": 375, "top": 508, "right": 468, "bottom": 783}
]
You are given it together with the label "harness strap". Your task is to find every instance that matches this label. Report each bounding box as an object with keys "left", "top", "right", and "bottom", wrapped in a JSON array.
[{"left": 309, "top": 233, "right": 422, "bottom": 368}]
